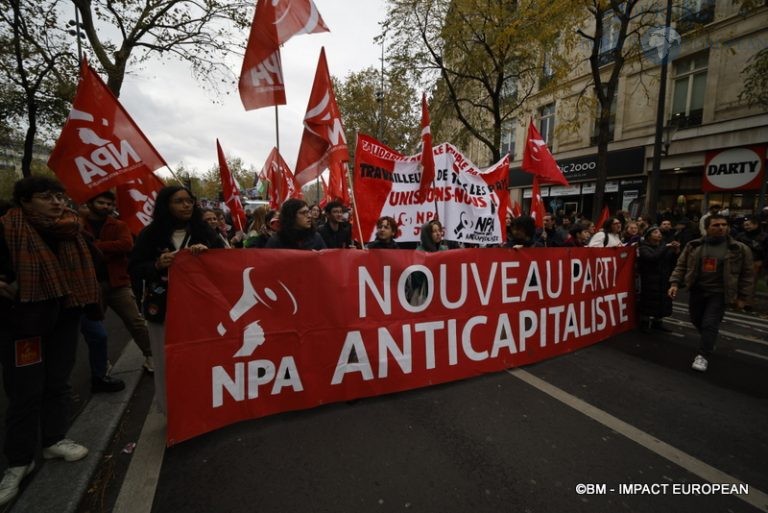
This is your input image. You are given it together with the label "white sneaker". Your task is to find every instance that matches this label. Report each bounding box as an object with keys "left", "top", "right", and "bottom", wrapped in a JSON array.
[
  {"left": 692, "top": 355, "right": 708, "bottom": 372},
  {"left": 42, "top": 439, "right": 88, "bottom": 462},
  {"left": 143, "top": 356, "right": 155, "bottom": 374},
  {"left": 0, "top": 461, "right": 35, "bottom": 506}
]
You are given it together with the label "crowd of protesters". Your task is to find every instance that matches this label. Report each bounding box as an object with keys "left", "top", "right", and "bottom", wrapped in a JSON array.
[{"left": 0, "top": 174, "right": 764, "bottom": 505}]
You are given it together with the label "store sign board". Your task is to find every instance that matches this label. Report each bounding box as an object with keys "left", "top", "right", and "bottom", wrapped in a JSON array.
[{"left": 703, "top": 146, "right": 765, "bottom": 191}]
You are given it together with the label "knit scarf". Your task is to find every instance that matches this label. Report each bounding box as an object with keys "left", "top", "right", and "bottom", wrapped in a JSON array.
[{"left": 2, "top": 207, "right": 100, "bottom": 307}]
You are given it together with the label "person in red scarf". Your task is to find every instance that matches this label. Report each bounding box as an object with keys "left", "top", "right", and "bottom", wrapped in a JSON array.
[{"left": 0, "top": 176, "right": 101, "bottom": 506}]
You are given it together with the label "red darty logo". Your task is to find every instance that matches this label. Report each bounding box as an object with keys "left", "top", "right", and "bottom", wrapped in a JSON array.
[{"left": 706, "top": 148, "right": 762, "bottom": 190}]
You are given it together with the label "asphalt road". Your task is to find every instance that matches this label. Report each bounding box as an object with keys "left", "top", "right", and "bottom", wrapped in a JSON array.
[{"left": 73, "top": 297, "right": 768, "bottom": 513}]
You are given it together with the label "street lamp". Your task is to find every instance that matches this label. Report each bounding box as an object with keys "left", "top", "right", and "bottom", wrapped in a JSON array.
[
  {"left": 660, "top": 122, "right": 678, "bottom": 156},
  {"left": 67, "top": 15, "right": 86, "bottom": 61}
]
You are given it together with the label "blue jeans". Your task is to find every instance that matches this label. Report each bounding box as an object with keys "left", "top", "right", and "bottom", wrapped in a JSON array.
[
  {"left": 688, "top": 289, "right": 725, "bottom": 357},
  {"left": 80, "top": 316, "right": 108, "bottom": 378}
]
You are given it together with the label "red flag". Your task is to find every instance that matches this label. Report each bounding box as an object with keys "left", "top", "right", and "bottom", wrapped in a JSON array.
[
  {"left": 522, "top": 118, "right": 569, "bottom": 186},
  {"left": 596, "top": 204, "right": 611, "bottom": 229},
  {"left": 418, "top": 93, "right": 435, "bottom": 200},
  {"left": 294, "top": 48, "right": 350, "bottom": 207},
  {"left": 530, "top": 176, "right": 545, "bottom": 229},
  {"left": 261, "top": 147, "right": 301, "bottom": 210},
  {"left": 115, "top": 174, "right": 165, "bottom": 235},
  {"left": 239, "top": 0, "right": 329, "bottom": 111},
  {"left": 216, "top": 140, "right": 247, "bottom": 232},
  {"left": 48, "top": 59, "right": 168, "bottom": 203},
  {"left": 511, "top": 200, "right": 522, "bottom": 218}
]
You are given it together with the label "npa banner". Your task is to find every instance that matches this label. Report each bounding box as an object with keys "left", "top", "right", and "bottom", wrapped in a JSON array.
[
  {"left": 165, "top": 247, "right": 636, "bottom": 445},
  {"left": 353, "top": 134, "right": 510, "bottom": 245}
]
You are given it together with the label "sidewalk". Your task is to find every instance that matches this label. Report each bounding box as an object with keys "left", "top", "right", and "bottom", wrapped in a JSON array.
[{"left": 10, "top": 343, "right": 145, "bottom": 513}]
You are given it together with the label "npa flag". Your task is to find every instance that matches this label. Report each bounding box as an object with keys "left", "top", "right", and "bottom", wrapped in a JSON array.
[
  {"left": 521, "top": 118, "right": 569, "bottom": 186},
  {"left": 294, "top": 48, "right": 350, "bottom": 207},
  {"left": 115, "top": 174, "right": 165, "bottom": 235},
  {"left": 353, "top": 134, "right": 510, "bottom": 244},
  {"left": 48, "top": 59, "right": 168, "bottom": 203},
  {"left": 261, "top": 147, "right": 301, "bottom": 210},
  {"left": 530, "top": 176, "right": 545, "bottom": 229},
  {"left": 217, "top": 140, "right": 247, "bottom": 232},
  {"left": 418, "top": 93, "right": 435, "bottom": 199},
  {"left": 239, "top": 0, "right": 329, "bottom": 110},
  {"left": 596, "top": 204, "right": 611, "bottom": 229}
]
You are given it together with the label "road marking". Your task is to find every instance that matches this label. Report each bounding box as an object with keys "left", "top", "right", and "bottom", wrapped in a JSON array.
[
  {"left": 507, "top": 368, "right": 768, "bottom": 513},
  {"left": 672, "top": 306, "right": 768, "bottom": 332},
  {"left": 735, "top": 349, "right": 768, "bottom": 362},
  {"left": 665, "top": 318, "right": 768, "bottom": 347},
  {"left": 113, "top": 398, "right": 166, "bottom": 513}
]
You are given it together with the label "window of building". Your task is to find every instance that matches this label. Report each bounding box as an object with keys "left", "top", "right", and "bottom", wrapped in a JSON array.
[
  {"left": 670, "top": 53, "right": 707, "bottom": 128},
  {"left": 539, "top": 103, "right": 556, "bottom": 147},
  {"left": 500, "top": 120, "right": 516, "bottom": 159},
  {"left": 598, "top": 10, "right": 621, "bottom": 65},
  {"left": 677, "top": 0, "right": 715, "bottom": 31},
  {"left": 591, "top": 87, "right": 617, "bottom": 144}
]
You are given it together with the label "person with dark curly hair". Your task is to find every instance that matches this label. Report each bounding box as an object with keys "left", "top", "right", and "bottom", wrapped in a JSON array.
[
  {"left": 0, "top": 176, "right": 101, "bottom": 505},
  {"left": 265, "top": 199, "right": 326, "bottom": 250},
  {"left": 366, "top": 216, "right": 400, "bottom": 249}
]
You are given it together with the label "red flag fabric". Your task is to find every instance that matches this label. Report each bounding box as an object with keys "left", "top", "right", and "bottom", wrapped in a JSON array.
[
  {"left": 115, "top": 174, "right": 165, "bottom": 235},
  {"left": 48, "top": 59, "right": 168, "bottom": 203},
  {"left": 521, "top": 118, "right": 569, "bottom": 186},
  {"left": 294, "top": 48, "right": 350, "bottom": 207},
  {"left": 318, "top": 175, "right": 330, "bottom": 209},
  {"left": 511, "top": 200, "right": 522, "bottom": 218},
  {"left": 164, "top": 247, "right": 637, "bottom": 444},
  {"left": 217, "top": 140, "right": 247, "bottom": 232},
  {"left": 530, "top": 176, "right": 545, "bottom": 229},
  {"left": 418, "top": 93, "right": 435, "bottom": 200},
  {"left": 261, "top": 147, "right": 301, "bottom": 210},
  {"left": 239, "top": 0, "right": 329, "bottom": 111},
  {"left": 596, "top": 205, "right": 611, "bottom": 229}
]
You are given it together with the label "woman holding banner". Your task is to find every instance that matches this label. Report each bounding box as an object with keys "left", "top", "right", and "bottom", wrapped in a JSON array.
[
  {"left": 366, "top": 216, "right": 400, "bottom": 249},
  {"left": 128, "top": 185, "right": 223, "bottom": 413}
]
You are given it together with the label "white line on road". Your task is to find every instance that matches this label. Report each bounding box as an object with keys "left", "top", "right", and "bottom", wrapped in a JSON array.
[
  {"left": 507, "top": 368, "right": 768, "bottom": 513},
  {"left": 113, "top": 398, "right": 166, "bottom": 513},
  {"left": 734, "top": 349, "right": 768, "bottom": 362},
  {"left": 672, "top": 306, "right": 768, "bottom": 332},
  {"left": 665, "top": 318, "right": 768, "bottom": 348}
]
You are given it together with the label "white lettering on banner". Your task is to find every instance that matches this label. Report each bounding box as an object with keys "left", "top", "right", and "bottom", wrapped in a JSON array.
[
  {"left": 331, "top": 292, "right": 631, "bottom": 385},
  {"left": 211, "top": 357, "right": 303, "bottom": 408},
  {"left": 75, "top": 140, "right": 141, "bottom": 184},
  {"left": 248, "top": 50, "right": 283, "bottom": 87}
]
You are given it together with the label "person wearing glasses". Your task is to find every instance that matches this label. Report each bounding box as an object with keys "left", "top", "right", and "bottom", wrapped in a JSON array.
[
  {"left": 587, "top": 217, "right": 623, "bottom": 247},
  {"left": 0, "top": 177, "right": 102, "bottom": 505},
  {"left": 317, "top": 201, "right": 352, "bottom": 249},
  {"left": 266, "top": 199, "right": 326, "bottom": 250},
  {"left": 668, "top": 214, "right": 754, "bottom": 372}
]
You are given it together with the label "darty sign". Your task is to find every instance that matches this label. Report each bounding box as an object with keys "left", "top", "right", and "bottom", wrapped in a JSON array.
[{"left": 703, "top": 146, "right": 765, "bottom": 192}]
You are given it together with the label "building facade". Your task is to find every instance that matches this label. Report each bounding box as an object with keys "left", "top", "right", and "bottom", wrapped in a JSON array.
[{"left": 490, "top": 0, "right": 768, "bottom": 220}]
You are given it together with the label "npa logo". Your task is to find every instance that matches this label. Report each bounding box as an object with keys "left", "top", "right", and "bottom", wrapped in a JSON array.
[
  {"left": 69, "top": 108, "right": 142, "bottom": 184},
  {"left": 304, "top": 91, "right": 346, "bottom": 148},
  {"left": 247, "top": 49, "right": 284, "bottom": 88},
  {"left": 212, "top": 268, "right": 303, "bottom": 407}
]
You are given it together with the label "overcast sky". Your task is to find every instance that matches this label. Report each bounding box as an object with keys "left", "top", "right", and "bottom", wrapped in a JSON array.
[{"left": 118, "top": 1, "right": 388, "bottom": 180}]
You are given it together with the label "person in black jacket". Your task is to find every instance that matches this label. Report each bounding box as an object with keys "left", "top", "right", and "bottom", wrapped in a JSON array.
[
  {"left": 266, "top": 199, "right": 326, "bottom": 250},
  {"left": 366, "top": 216, "right": 400, "bottom": 249},
  {"left": 128, "top": 185, "right": 224, "bottom": 413},
  {"left": 317, "top": 201, "right": 352, "bottom": 248},
  {"left": 637, "top": 226, "right": 680, "bottom": 332}
]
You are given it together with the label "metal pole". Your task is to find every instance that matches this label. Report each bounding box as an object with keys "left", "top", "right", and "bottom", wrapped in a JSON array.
[
  {"left": 758, "top": 175, "right": 767, "bottom": 211},
  {"left": 74, "top": 8, "right": 83, "bottom": 61},
  {"left": 644, "top": 0, "right": 673, "bottom": 221},
  {"left": 274, "top": 105, "right": 280, "bottom": 153},
  {"left": 378, "top": 32, "right": 385, "bottom": 141}
]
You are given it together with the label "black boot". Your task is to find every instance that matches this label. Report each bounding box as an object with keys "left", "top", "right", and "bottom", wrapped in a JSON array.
[{"left": 91, "top": 375, "right": 126, "bottom": 393}]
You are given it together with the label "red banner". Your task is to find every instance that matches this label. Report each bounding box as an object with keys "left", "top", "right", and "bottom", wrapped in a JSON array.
[
  {"left": 48, "top": 60, "right": 167, "bottom": 203},
  {"left": 165, "top": 247, "right": 637, "bottom": 444}
]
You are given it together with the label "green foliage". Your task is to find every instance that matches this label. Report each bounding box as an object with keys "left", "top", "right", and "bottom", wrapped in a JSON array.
[
  {"left": 334, "top": 67, "right": 419, "bottom": 160},
  {"left": 383, "top": 0, "right": 579, "bottom": 164},
  {"left": 740, "top": 48, "right": 768, "bottom": 109}
]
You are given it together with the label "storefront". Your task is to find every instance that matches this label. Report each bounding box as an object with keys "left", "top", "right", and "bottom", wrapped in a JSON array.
[{"left": 510, "top": 147, "right": 646, "bottom": 217}]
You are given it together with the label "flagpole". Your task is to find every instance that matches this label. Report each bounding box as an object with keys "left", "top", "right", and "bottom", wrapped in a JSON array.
[
  {"left": 346, "top": 164, "right": 367, "bottom": 250},
  {"left": 274, "top": 105, "right": 280, "bottom": 153}
]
